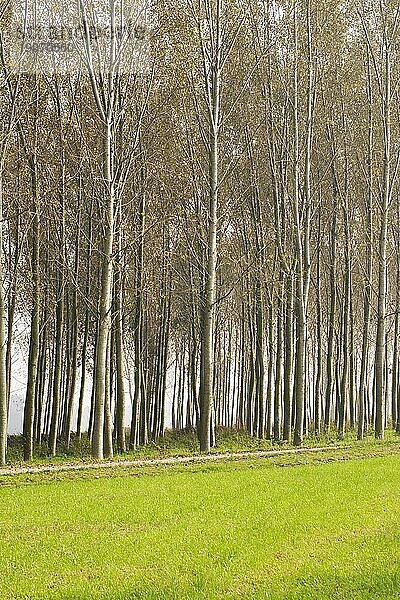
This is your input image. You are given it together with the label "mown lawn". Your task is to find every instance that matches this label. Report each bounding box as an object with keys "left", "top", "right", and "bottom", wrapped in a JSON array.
[{"left": 1, "top": 454, "right": 400, "bottom": 599}]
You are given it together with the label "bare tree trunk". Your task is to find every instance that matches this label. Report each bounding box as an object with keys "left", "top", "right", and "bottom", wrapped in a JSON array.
[
  {"left": 314, "top": 211, "right": 322, "bottom": 435},
  {"left": 23, "top": 158, "right": 40, "bottom": 461},
  {"left": 65, "top": 215, "right": 80, "bottom": 448},
  {"left": 374, "top": 37, "right": 391, "bottom": 440},
  {"left": 77, "top": 198, "right": 94, "bottom": 439},
  {"left": 274, "top": 280, "right": 284, "bottom": 441},
  {"left": 49, "top": 281, "right": 64, "bottom": 456},
  {"left": 92, "top": 120, "right": 115, "bottom": 459},
  {"left": 0, "top": 173, "right": 7, "bottom": 465},
  {"left": 266, "top": 303, "right": 274, "bottom": 440},
  {"left": 339, "top": 209, "right": 351, "bottom": 439},
  {"left": 130, "top": 191, "right": 146, "bottom": 449},
  {"left": 392, "top": 198, "right": 400, "bottom": 431},
  {"left": 283, "top": 275, "right": 294, "bottom": 442},
  {"left": 115, "top": 220, "right": 126, "bottom": 453},
  {"left": 293, "top": 0, "right": 313, "bottom": 446},
  {"left": 103, "top": 333, "right": 113, "bottom": 458},
  {"left": 325, "top": 203, "right": 337, "bottom": 431},
  {"left": 199, "top": 1, "right": 221, "bottom": 453}
]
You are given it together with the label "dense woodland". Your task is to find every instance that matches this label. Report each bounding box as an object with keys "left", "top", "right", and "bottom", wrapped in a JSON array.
[{"left": 0, "top": 0, "right": 399, "bottom": 465}]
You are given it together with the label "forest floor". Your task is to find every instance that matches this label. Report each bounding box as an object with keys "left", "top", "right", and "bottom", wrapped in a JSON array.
[
  {"left": 0, "top": 444, "right": 341, "bottom": 476},
  {"left": 1, "top": 428, "right": 400, "bottom": 484}
]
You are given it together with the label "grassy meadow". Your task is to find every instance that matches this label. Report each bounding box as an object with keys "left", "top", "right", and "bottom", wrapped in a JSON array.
[{"left": 1, "top": 445, "right": 400, "bottom": 599}]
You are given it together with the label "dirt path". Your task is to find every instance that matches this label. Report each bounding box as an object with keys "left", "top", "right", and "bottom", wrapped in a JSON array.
[{"left": 0, "top": 445, "right": 341, "bottom": 477}]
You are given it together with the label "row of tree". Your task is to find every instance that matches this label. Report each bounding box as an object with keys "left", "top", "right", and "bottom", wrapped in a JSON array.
[{"left": 0, "top": 0, "right": 399, "bottom": 465}]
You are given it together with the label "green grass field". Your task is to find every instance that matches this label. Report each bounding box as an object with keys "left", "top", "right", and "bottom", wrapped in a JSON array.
[{"left": 1, "top": 449, "right": 400, "bottom": 599}]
